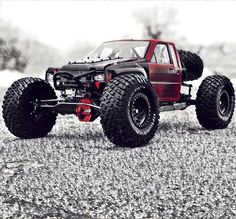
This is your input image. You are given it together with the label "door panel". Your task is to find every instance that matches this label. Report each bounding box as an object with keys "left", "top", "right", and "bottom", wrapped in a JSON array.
[
  {"left": 149, "top": 63, "right": 181, "bottom": 101},
  {"left": 149, "top": 43, "right": 182, "bottom": 102}
]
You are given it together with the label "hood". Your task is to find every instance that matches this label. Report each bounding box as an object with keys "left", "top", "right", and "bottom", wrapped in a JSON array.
[{"left": 60, "top": 57, "right": 144, "bottom": 72}]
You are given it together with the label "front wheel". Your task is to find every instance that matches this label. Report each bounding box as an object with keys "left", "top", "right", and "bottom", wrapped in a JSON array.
[
  {"left": 100, "top": 74, "right": 159, "bottom": 147},
  {"left": 2, "top": 77, "right": 58, "bottom": 138},
  {"left": 196, "top": 75, "right": 235, "bottom": 129}
]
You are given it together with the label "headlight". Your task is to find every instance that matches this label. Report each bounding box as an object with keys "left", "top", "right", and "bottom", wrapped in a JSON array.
[
  {"left": 94, "top": 74, "right": 105, "bottom": 82},
  {"left": 46, "top": 72, "right": 53, "bottom": 83},
  {"left": 46, "top": 72, "right": 54, "bottom": 87}
]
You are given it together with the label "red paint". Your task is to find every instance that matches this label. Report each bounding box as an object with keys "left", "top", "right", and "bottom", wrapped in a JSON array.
[
  {"left": 144, "top": 40, "right": 182, "bottom": 102},
  {"left": 148, "top": 63, "right": 181, "bottom": 101},
  {"left": 95, "top": 82, "right": 100, "bottom": 89},
  {"left": 106, "top": 39, "right": 183, "bottom": 102}
]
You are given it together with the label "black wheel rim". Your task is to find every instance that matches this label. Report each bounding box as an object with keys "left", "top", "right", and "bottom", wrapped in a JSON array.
[
  {"left": 130, "top": 93, "right": 151, "bottom": 129},
  {"left": 218, "top": 90, "right": 231, "bottom": 117}
]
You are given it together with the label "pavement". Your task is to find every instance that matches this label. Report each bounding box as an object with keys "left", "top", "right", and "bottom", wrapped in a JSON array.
[{"left": 0, "top": 106, "right": 236, "bottom": 218}]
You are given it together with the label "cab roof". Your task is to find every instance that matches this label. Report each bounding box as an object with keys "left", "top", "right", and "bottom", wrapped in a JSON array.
[{"left": 104, "top": 39, "right": 174, "bottom": 44}]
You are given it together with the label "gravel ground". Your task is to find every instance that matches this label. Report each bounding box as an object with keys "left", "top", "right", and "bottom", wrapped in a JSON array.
[
  {"left": 0, "top": 102, "right": 236, "bottom": 218},
  {"left": 0, "top": 87, "right": 6, "bottom": 102}
]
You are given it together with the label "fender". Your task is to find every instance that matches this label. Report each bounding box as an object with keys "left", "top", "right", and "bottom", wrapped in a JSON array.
[
  {"left": 45, "top": 67, "right": 60, "bottom": 82},
  {"left": 107, "top": 63, "right": 148, "bottom": 78},
  {"left": 46, "top": 67, "right": 60, "bottom": 74}
]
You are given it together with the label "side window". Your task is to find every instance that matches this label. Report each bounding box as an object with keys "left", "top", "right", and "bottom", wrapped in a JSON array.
[
  {"left": 151, "top": 54, "right": 156, "bottom": 63},
  {"left": 152, "top": 44, "right": 170, "bottom": 64},
  {"left": 169, "top": 44, "right": 178, "bottom": 67}
]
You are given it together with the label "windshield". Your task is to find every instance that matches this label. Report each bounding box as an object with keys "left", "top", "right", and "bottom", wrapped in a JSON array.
[{"left": 85, "top": 41, "right": 149, "bottom": 59}]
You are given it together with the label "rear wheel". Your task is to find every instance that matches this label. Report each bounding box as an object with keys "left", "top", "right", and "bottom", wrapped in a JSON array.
[
  {"left": 2, "top": 77, "right": 57, "bottom": 138},
  {"left": 100, "top": 74, "right": 159, "bottom": 147},
  {"left": 196, "top": 75, "right": 235, "bottom": 129}
]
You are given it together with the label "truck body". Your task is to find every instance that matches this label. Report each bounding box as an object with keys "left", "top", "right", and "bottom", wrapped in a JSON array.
[{"left": 49, "top": 39, "right": 182, "bottom": 103}]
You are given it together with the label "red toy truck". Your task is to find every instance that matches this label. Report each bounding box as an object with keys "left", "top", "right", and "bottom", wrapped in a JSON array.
[{"left": 2, "top": 40, "right": 235, "bottom": 147}]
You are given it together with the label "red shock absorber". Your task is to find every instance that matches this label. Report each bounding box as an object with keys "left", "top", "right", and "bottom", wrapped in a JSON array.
[{"left": 76, "top": 98, "right": 93, "bottom": 122}]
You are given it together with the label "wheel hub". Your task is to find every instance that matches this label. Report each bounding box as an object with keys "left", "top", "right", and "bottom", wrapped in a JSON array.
[
  {"left": 29, "top": 99, "right": 42, "bottom": 121},
  {"left": 130, "top": 93, "right": 151, "bottom": 129},
  {"left": 219, "top": 90, "right": 230, "bottom": 117}
]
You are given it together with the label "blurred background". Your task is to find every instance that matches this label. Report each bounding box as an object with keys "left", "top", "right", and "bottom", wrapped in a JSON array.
[{"left": 0, "top": 0, "right": 236, "bottom": 99}]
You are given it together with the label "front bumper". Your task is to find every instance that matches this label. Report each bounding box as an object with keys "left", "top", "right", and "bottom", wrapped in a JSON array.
[{"left": 52, "top": 70, "right": 97, "bottom": 90}]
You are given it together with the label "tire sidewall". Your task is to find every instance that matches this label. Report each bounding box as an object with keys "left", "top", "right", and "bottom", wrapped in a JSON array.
[
  {"left": 124, "top": 83, "right": 158, "bottom": 137},
  {"left": 216, "top": 84, "right": 234, "bottom": 122},
  {"left": 20, "top": 82, "right": 56, "bottom": 130}
]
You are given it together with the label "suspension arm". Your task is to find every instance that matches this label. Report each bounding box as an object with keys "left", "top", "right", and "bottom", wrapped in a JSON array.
[{"left": 39, "top": 99, "right": 101, "bottom": 114}]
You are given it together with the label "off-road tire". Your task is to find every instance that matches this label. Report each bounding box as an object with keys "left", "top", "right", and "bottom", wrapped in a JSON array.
[
  {"left": 100, "top": 73, "right": 159, "bottom": 147},
  {"left": 2, "top": 77, "right": 57, "bottom": 138},
  {"left": 178, "top": 50, "right": 204, "bottom": 81},
  {"left": 196, "top": 75, "right": 235, "bottom": 129}
]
